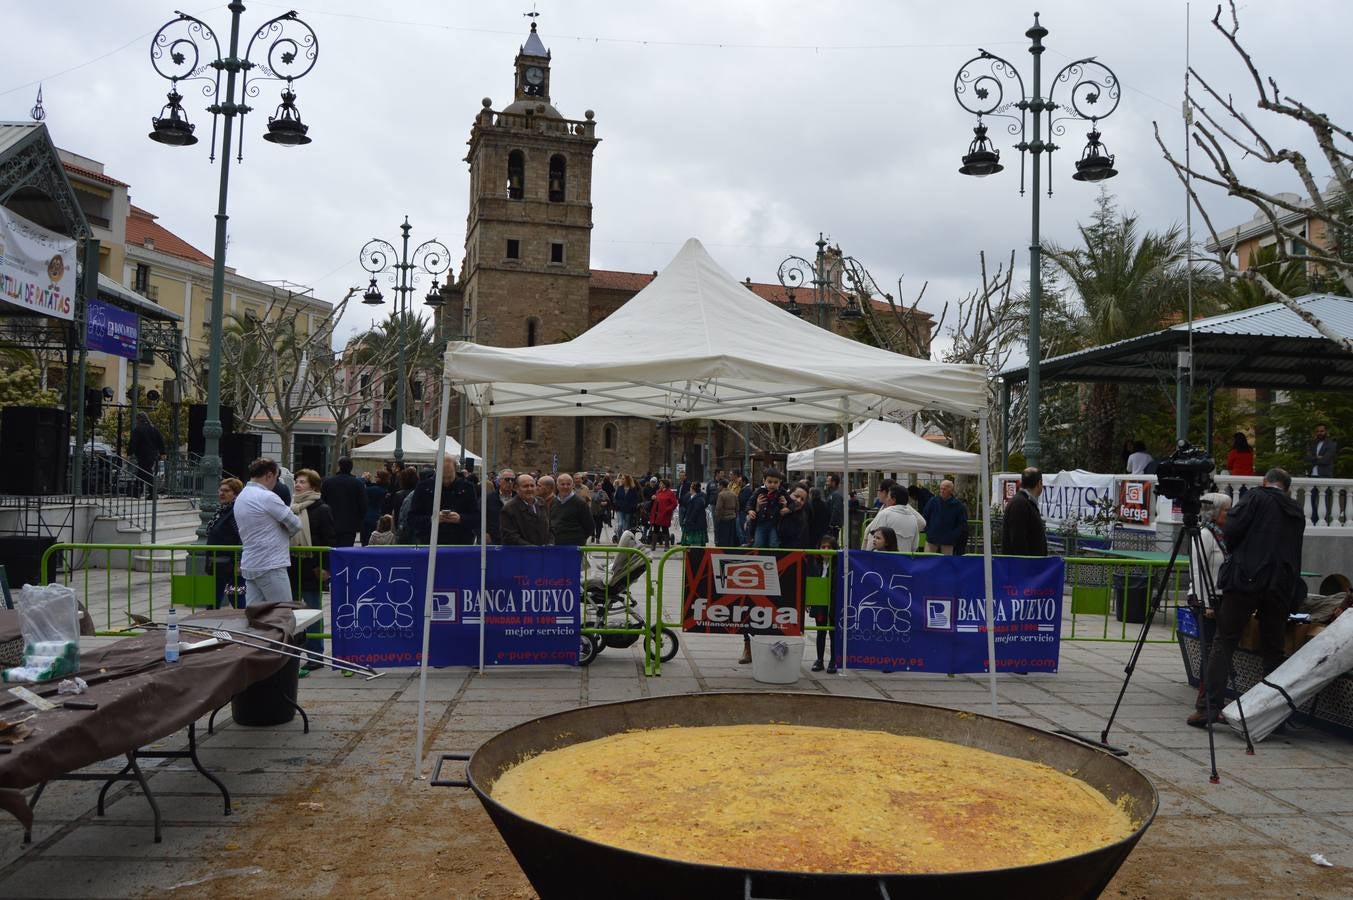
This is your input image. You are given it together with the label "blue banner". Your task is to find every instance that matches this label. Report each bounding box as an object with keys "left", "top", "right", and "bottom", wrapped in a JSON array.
[
  {"left": 843, "top": 552, "right": 1065, "bottom": 674},
  {"left": 85, "top": 298, "right": 139, "bottom": 359},
  {"left": 329, "top": 546, "right": 582, "bottom": 668}
]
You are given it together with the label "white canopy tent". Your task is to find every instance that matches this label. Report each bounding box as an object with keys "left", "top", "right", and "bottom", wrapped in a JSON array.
[
  {"left": 413, "top": 238, "right": 1000, "bottom": 774},
  {"left": 349, "top": 424, "right": 481, "bottom": 466},
  {"left": 787, "top": 418, "right": 981, "bottom": 474}
]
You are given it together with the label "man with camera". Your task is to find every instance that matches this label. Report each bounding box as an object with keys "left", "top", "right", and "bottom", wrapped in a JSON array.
[{"left": 1189, "top": 467, "right": 1306, "bottom": 727}]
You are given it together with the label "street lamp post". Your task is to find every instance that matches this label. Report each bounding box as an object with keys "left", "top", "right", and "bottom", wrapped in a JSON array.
[
  {"left": 359, "top": 219, "right": 451, "bottom": 467},
  {"left": 776, "top": 235, "right": 870, "bottom": 447},
  {"left": 459, "top": 299, "right": 473, "bottom": 469},
  {"left": 953, "top": 13, "right": 1121, "bottom": 469},
  {"left": 147, "top": 2, "right": 319, "bottom": 537}
]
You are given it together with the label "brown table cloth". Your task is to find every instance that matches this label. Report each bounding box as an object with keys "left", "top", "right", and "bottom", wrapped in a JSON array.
[{"left": 0, "top": 602, "right": 299, "bottom": 830}]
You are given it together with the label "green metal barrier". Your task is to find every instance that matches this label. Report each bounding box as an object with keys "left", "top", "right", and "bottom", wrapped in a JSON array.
[
  {"left": 579, "top": 544, "right": 658, "bottom": 675},
  {"left": 645, "top": 546, "right": 1184, "bottom": 676},
  {"left": 40, "top": 543, "right": 332, "bottom": 645},
  {"left": 653, "top": 544, "right": 838, "bottom": 677},
  {"left": 40, "top": 542, "right": 662, "bottom": 672},
  {"left": 1062, "top": 555, "right": 1187, "bottom": 643}
]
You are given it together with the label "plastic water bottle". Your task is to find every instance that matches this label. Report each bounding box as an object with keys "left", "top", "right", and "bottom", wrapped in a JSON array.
[{"left": 165, "top": 606, "right": 180, "bottom": 664}]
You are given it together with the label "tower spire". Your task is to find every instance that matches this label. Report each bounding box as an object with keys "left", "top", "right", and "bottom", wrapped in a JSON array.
[{"left": 30, "top": 85, "right": 45, "bottom": 123}]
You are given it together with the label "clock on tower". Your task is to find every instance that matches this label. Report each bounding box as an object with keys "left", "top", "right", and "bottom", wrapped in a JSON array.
[{"left": 513, "top": 22, "right": 550, "bottom": 102}]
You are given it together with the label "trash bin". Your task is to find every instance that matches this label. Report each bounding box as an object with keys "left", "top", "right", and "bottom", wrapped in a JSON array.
[
  {"left": 231, "top": 651, "right": 300, "bottom": 726},
  {"left": 1112, "top": 573, "right": 1149, "bottom": 624}
]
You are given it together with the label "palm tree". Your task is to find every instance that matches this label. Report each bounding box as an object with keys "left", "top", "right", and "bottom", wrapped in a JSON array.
[
  {"left": 1043, "top": 190, "right": 1217, "bottom": 471},
  {"left": 353, "top": 311, "right": 442, "bottom": 431},
  {"left": 1228, "top": 243, "right": 1309, "bottom": 310}
]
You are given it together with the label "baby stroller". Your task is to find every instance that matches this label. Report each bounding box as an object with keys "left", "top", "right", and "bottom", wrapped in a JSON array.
[{"left": 579, "top": 530, "right": 679, "bottom": 666}]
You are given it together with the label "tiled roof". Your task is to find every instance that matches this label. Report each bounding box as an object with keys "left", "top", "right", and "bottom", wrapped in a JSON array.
[
  {"left": 126, "top": 205, "right": 213, "bottom": 266},
  {"left": 589, "top": 268, "right": 928, "bottom": 318},
  {"left": 589, "top": 269, "right": 656, "bottom": 292},
  {"left": 62, "top": 160, "right": 128, "bottom": 188}
]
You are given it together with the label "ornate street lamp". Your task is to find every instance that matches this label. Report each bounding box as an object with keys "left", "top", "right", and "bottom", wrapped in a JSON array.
[
  {"left": 953, "top": 13, "right": 1121, "bottom": 468},
  {"left": 146, "top": 3, "right": 319, "bottom": 538},
  {"left": 358, "top": 218, "right": 451, "bottom": 466},
  {"left": 776, "top": 234, "right": 877, "bottom": 330},
  {"left": 777, "top": 235, "right": 881, "bottom": 447}
]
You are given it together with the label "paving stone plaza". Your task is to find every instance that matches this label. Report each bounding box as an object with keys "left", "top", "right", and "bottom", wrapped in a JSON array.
[{"left": 4, "top": 609, "right": 1353, "bottom": 898}]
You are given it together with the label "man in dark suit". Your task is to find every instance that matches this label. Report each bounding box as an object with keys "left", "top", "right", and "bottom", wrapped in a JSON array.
[
  {"left": 501, "top": 473, "right": 551, "bottom": 546},
  {"left": 549, "top": 473, "right": 594, "bottom": 546},
  {"left": 408, "top": 456, "right": 480, "bottom": 545},
  {"left": 127, "top": 412, "right": 166, "bottom": 498},
  {"left": 484, "top": 468, "right": 516, "bottom": 545},
  {"left": 1304, "top": 423, "right": 1338, "bottom": 524},
  {"left": 321, "top": 457, "right": 367, "bottom": 548},
  {"left": 1001, "top": 467, "right": 1048, "bottom": 556},
  {"left": 1189, "top": 467, "right": 1304, "bottom": 727}
]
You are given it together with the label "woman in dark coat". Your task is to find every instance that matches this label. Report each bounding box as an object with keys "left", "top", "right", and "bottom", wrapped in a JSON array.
[
  {"left": 362, "top": 470, "right": 389, "bottom": 545},
  {"left": 386, "top": 466, "right": 420, "bottom": 542},
  {"left": 206, "top": 478, "right": 244, "bottom": 608},
  {"left": 289, "top": 468, "right": 335, "bottom": 670},
  {"left": 612, "top": 475, "right": 639, "bottom": 539},
  {"left": 776, "top": 486, "right": 813, "bottom": 550},
  {"left": 807, "top": 486, "right": 830, "bottom": 549}
]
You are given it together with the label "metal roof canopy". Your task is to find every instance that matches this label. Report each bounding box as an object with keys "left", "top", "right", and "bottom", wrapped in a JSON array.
[
  {"left": 0, "top": 122, "right": 88, "bottom": 240},
  {"left": 1000, "top": 293, "right": 1353, "bottom": 393}
]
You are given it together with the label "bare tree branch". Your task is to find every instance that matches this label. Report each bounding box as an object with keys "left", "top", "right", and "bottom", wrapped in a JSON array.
[{"left": 1154, "top": 0, "right": 1353, "bottom": 343}]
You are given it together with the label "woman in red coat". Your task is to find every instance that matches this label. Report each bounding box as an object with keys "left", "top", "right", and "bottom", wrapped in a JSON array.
[
  {"left": 647, "top": 478, "right": 679, "bottom": 548},
  {"left": 1227, "top": 432, "right": 1255, "bottom": 476}
]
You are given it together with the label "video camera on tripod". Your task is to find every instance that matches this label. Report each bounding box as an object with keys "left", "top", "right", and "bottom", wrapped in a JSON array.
[{"left": 1154, "top": 441, "right": 1215, "bottom": 518}]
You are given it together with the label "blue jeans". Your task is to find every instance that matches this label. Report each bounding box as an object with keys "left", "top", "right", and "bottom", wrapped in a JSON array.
[
  {"left": 615, "top": 510, "right": 631, "bottom": 536},
  {"left": 752, "top": 520, "right": 780, "bottom": 549}
]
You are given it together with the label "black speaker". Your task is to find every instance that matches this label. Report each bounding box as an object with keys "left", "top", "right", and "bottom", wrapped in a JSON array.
[
  {"left": 221, "top": 432, "right": 262, "bottom": 480},
  {"left": 84, "top": 387, "right": 104, "bottom": 421},
  {"left": 0, "top": 407, "right": 70, "bottom": 495},
  {"left": 187, "top": 404, "right": 235, "bottom": 455},
  {"left": 0, "top": 536, "right": 61, "bottom": 588}
]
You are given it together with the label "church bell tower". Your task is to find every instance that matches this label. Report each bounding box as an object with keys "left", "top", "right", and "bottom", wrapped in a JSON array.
[{"left": 460, "top": 22, "right": 600, "bottom": 471}]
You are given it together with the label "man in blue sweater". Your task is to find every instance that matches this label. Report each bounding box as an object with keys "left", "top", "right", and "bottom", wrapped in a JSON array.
[{"left": 922, "top": 480, "right": 968, "bottom": 555}]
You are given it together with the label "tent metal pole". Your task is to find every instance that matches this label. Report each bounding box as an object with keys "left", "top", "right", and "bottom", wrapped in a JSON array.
[
  {"left": 979, "top": 411, "right": 999, "bottom": 716},
  {"left": 840, "top": 401, "right": 850, "bottom": 674},
  {"left": 414, "top": 370, "right": 455, "bottom": 778},
  {"left": 480, "top": 386, "right": 491, "bottom": 675}
]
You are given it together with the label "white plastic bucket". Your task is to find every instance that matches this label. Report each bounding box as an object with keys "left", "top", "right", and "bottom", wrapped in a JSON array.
[{"left": 750, "top": 635, "right": 804, "bottom": 685}]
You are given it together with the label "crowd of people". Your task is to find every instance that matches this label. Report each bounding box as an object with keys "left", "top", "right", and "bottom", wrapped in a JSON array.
[
  {"left": 205, "top": 456, "right": 983, "bottom": 565},
  {"left": 204, "top": 450, "right": 1316, "bottom": 726}
]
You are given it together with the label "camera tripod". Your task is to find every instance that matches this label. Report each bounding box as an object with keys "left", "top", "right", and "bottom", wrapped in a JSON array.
[{"left": 1059, "top": 500, "right": 1254, "bottom": 783}]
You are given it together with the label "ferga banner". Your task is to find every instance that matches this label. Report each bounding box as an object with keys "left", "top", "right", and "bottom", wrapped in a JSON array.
[
  {"left": 329, "top": 545, "right": 582, "bottom": 668},
  {"left": 1116, "top": 478, "right": 1153, "bottom": 527},
  {"left": 994, "top": 470, "right": 1154, "bottom": 531},
  {"left": 0, "top": 205, "right": 76, "bottom": 320},
  {"left": 681, "top": 548, "right": 807, "bottom": 636},
  {"left": 843, "top": 552, "right": 1065, "bottom": 674}
]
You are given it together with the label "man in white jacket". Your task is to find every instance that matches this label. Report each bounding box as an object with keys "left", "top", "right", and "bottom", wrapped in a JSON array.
[
  {"left": 233, "top": 457, "right": 303, "bottom": 606},
  {"left": 862, "top": 484, "right": 926, "bottom": 552}
]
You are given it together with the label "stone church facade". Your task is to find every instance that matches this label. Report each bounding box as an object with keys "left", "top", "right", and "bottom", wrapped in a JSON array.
[{"left": 441, "top": 23, "right": 927, "bottom": 479}]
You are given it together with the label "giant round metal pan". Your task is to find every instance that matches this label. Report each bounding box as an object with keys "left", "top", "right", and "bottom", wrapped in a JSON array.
[{"left": 458, "top": 692, "right": 1157, "bottom": 900}]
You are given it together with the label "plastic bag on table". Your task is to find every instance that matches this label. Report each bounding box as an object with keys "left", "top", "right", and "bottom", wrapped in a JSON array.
[{"left": 1, "top": 583, "right": 81, "bottom": 683}]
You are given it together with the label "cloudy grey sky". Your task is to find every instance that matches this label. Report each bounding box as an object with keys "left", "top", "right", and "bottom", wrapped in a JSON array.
[{"left": 4, "top": 1, "right": 1345, "bottom": 347}]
